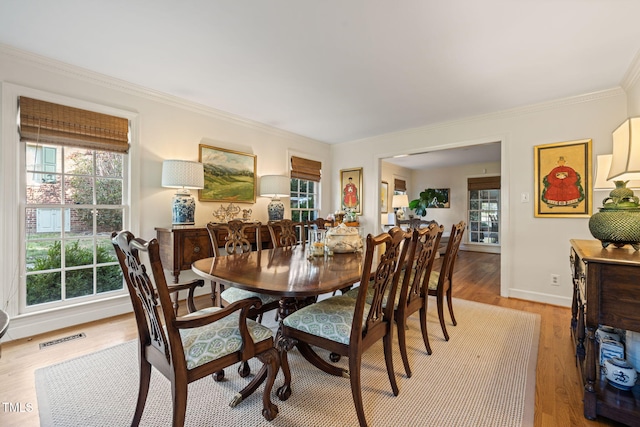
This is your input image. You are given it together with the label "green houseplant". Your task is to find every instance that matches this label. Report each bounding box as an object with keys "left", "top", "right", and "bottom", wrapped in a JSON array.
[{"left": 409, "top": 188, "right": 448, "bottom": 217}]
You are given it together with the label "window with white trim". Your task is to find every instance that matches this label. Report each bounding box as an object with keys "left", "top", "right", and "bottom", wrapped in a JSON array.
[{"left": 20, "top": 97, "right": 129, "bottom": 311}]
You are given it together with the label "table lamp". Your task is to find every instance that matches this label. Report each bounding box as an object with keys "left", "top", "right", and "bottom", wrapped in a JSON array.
[
  {"left": 392, "top": 194, "right": 409, "bottom": 220},
  {"left": 161, "top": 159, "right": 204, "bottom": 225},
  {"left": 260, "top": 175, "right": 289, "bottom": 221}
]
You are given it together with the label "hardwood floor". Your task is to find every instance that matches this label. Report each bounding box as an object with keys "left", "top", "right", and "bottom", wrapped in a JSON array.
[{"left": 0, "top": 250, "right": 625, "bottom": 426}]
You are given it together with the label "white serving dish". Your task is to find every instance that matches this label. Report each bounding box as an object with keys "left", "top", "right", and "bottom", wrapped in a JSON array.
[{"left": 325, "top": 224, "right": 363, "bottom": 253}]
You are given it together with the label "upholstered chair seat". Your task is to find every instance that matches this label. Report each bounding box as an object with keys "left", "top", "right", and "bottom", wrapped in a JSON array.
[{"left": 221, "top": 287, "right": 281, "bottom": 307}]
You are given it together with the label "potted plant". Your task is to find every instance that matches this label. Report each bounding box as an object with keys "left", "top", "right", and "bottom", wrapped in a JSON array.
[{"left": 409, "top": 188, "right": 448, "bottom": 216}]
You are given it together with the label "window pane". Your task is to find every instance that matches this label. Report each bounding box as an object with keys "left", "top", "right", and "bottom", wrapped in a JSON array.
[
  {"left": 68, "top": 208, "right": 94, "bottom": 236},
  {"left": 96, "top": 238, "right": 118, "bottom": 263},
  {"left": 26, "top": 272, "right": 61, "bottom": 305},
  {"left": 64, "top": 147, "right": 94, "bottom": 175},
  {"left": 26, "top": 240, "right": 61, "bottom": 272},
  {"left": 96, "top": 178, "right": 123, "bottom": 205},
  {"left": 65, "top": 239, "right": 95, "bottom": 268},
  {"left": 97, "top": 208, "right": 123, "bottom": 235},
  {"left": 27, "top": 178, "right": 62, "bottom": 204},
  {"left": 96, "top": 152, "right": 123, "bottom": 178},
  {"left": 66, "top": 268, "right": 94, "bottom": 298},
  {"left": 65, "top": 176, "right": 94, "bottom": 204},
  {"left": 97, "top": 265, "right": 123, "bottom": 293}
]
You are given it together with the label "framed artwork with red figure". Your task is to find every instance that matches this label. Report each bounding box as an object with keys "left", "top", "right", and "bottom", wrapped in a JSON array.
[
  {"left": 340, "top": 168, "right": 363, "bottom": 214},
  {"left": 534, "top": 139, "right": 592, "bottom": 217}
]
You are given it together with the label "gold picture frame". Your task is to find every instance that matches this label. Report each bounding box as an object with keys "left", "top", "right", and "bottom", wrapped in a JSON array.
[
  {"left": 381, "top": 181, "right": 389, "bottom": 213},
  {"left": 198, "top": 144, "right": 257, "bottom": 203},
  {"left": 534, "top": 139, "right": 592, "bottom": 217},
  {"left": 340, "top": 167, "right": 363, "bottom": 214}
]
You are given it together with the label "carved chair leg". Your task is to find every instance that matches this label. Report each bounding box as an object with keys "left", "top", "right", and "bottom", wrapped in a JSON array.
[
  {"left": 349, "top": 355, "right": 368, "bottom": 427},
  {"left": 419, "top": 306, "right": 432, "bottom": 355},
  {"left": 259, "top": 348, "right": 279, "bottom": 421},
  {"left": 446, "top": 287, "right": 457, "bottom": 326},
  {"left": 238, "top": 361, "right": 251, "bottom": 378},
  {"left": 396, "top": 315, "right": 412, "bottom": 378},
  {"left": 383, "top": 331, "right": 399, "bottom": 396},
  {"left": 171, "top": 292, "right": 180, "bottom": 316},
  {"left": 276, "top": 336, "right": 294, "bottom": 401},
  {"left": 171, "top": 380, "right": 188, "bottom": 427},
  {"left": 132, "top": 358, "right": 152, "bottom": 426},
  {"left": 437, "top": 292, "right": 449, "bottom": 341}
]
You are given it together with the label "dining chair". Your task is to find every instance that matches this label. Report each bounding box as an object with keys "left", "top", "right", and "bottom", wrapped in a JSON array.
[
  {"left": 395, "top": 223, "right": 443, "bottom": 377},
  {"left": 428, "top": 221, "right": 466, "bottom": 341},
  {"left": 276, "top": 227, "right": 412, "bottom": 427},
  {"left": 207, "top": 220, "right": 281, "bottom": 378},
  {"left": 342, "top": 223, "right": 443, "bottom": 377},
  {"left": 111, "top": 230, "right": 279, "bottom": 426},
  {"left": 267, "top": 219, "right": 304, "bottom": 249}
]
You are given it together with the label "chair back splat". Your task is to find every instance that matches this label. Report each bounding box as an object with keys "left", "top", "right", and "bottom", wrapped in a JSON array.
[
  {"left": 112, "top": 230, "right": 279, "bottom": 426},
  {"left": 267, "top": 219, "right": 304, "bottom": 249}
]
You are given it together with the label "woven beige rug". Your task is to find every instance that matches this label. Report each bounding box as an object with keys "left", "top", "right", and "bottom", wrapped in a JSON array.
[{"left": 35, "top": 299, "right": 539, "bottom": 427}]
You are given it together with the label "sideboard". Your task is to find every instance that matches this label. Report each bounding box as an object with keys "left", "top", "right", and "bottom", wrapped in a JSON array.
[
  {"left": 569, "top": 239, "right": 640, "bottom": 425},
  {"left": 156, "top": 224, "right": 271, "bottom": 283}
]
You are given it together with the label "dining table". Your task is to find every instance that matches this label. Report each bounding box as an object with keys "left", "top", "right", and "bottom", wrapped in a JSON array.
[{"left": 191, "top": 245, "right": 365, "bottom": 320}]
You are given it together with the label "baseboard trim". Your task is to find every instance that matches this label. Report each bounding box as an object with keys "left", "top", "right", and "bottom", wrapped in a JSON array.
[
  {"left": 2, "top": 296, "right": 132, "bottom": 342},
  {"left": 508, "top": 288, "right": 571, "bottom": 307}
]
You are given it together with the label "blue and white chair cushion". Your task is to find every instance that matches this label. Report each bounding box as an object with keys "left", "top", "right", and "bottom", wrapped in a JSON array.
[
  {"left": 172, "top": 307, "right": 274, "bottom": 370},
  {"left": 282, "top": 295, "right": 370, "bottom": 345},
  {"left": 221, "top": 286, "right": 280, "bottom": 306}
]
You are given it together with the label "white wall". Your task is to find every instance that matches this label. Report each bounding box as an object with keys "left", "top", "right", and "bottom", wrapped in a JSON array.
[
  {"left": 0, "top": 46, "right": 331, "bottom": 339},
  {"left": 332, "top": 89, "right": 629, "bottom": 307}
]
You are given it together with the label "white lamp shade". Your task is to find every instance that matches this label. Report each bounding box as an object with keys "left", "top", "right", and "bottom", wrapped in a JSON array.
[
  {"left": 392, "top": 194, "right": 409, "bottom": 208},
  {"left": 595, "top": 154, "right": 640, "bottom": 190},
  {"left": 608, "top": 117, "right": 640, "bottom": 181},
  {"left": 161, "top": 160, "right": 204, "bottom": 189},
  {"left": 259, "top": 175, "right": 290, "bottom": 197}
]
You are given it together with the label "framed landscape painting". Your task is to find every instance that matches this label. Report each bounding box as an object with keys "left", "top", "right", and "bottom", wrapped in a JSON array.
[
  {"left": 533, "top": 138, "right": 592, "bottom": 217},
  {"left": 198, "top": 144, "right": 256, "bottom": 203}
]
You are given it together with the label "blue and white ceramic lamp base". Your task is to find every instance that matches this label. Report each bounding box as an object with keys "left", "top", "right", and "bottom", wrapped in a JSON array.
[
  {"left": 172, "top": 193, "right": 196, "bottom": 225},
  {"left": 267, "top": 199, "right": 285, "bottom": 221}
]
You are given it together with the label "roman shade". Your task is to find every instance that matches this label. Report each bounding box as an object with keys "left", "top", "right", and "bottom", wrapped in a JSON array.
[
  {"left": 467, "top": 176, "right": 501, "bottom": 191},
  {"left": 394, "top": 178, "right": 406, "bottom": 192},
  {"left": 290, "top": 156, "right": 321, "bottom": 181},
  {"left": 18, "top": 96, "right": 129, "bottom": 153}
]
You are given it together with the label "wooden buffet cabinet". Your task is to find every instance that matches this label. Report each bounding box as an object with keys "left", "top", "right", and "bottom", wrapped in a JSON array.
[
  {"left": 155, "top": 224, "right": 270, "bottom": 283},
  {"left": 570, "top": 239, "right": 640, "bottom": 425}
]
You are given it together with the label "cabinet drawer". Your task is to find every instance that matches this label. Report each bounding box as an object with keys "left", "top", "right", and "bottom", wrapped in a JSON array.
[{"left": 177, "top": 231, "right": 212, "bottom": 269}]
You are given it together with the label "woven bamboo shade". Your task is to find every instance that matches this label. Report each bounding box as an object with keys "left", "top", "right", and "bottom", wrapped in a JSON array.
[
  {"left": 468, "top": 176, "right": 501, "bottom": 190},
  {"left": 291, "top": 156, "right": 321, "bottom": 181},
  {"left": 19, "top": 97, "right": 129, "bottom": 153},
  {"left": 394, "top": 178, "right": 406, "bottom": 192}
]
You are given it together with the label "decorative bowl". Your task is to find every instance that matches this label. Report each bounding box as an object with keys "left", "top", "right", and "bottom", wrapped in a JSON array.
[
  {"left": 603, "top": 357, "right": 638, "bottom": 390},
  {"left": 325, "top": 224, "right": 363, "bottom": 253}
]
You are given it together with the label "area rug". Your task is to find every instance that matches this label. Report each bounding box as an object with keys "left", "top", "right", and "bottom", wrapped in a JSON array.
[{"left": 35, "top": 299, "right": 539, "bottom": 427}]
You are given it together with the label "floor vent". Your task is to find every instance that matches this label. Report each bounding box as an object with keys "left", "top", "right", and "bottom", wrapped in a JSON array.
[{"left": 39, "top": 333, "right": 86, "bottom": 349}]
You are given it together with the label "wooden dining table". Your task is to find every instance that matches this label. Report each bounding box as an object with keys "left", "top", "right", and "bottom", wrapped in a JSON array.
[{"left": 191, "top": 246, "right": 365, "bottom": 320}]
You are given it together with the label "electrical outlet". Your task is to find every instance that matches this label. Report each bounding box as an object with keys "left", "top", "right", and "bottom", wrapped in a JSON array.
[{"left": 550, "top": 274, "right": 560, "bottom": 286}]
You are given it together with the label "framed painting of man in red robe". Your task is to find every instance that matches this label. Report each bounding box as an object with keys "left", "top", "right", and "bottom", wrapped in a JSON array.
[
  {"left": 340, "top": 167, "right": 363, "bottom": 214},
  {"left": 534, "top": 139, "right": 592, "bottom": 217}
]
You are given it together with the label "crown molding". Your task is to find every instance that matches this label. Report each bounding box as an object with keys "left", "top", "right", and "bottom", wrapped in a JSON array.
[{"left": 0, "top": 43, "right": 325, "bottom": 146}]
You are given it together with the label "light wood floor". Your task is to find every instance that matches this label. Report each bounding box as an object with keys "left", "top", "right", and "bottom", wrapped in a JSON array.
[{"left": 0, "top": 251, "right": 625, "bottom": 426}]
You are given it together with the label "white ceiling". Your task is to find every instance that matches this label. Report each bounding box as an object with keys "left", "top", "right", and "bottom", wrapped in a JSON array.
[
  {"left": 1, "top": 0, "right": 639, "bottom": 151},
  {"left": 384, "top": 142, "right": 502, "bottom": 170}
]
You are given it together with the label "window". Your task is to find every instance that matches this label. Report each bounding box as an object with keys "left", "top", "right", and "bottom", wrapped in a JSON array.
[
  {"left": 290, "top": 156, "right": 321, "bottom": 241},
  {"left": 20, "top": 96, "right": 129, "bottom": 311},
  {"left": 290, "top": 178, "right": 319, "bottom": 223},
  {"left": 467, "top": 177, "right": 500, "bottom": 245}
]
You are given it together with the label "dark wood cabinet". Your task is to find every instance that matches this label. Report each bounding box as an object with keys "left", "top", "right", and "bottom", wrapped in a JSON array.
[
  {"left": 155, "top": 224, "right": 271, "bottom": 283},
  {"left": 570, "top": 239, "right": 640, "bottom": 425}
]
